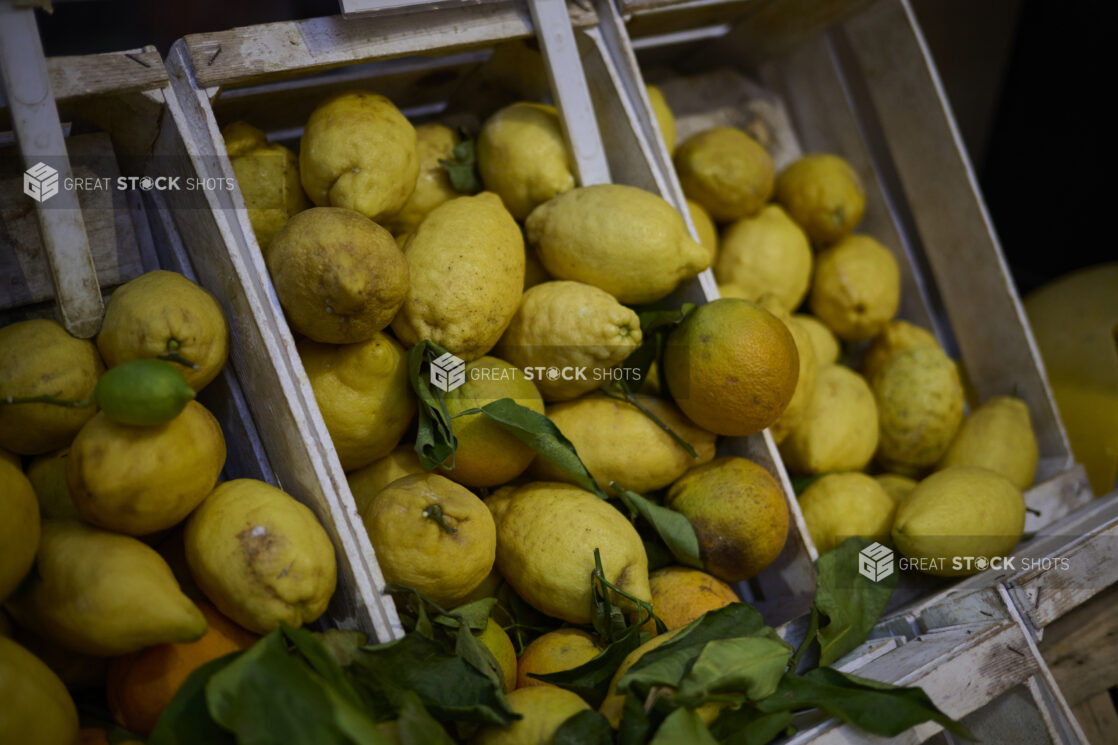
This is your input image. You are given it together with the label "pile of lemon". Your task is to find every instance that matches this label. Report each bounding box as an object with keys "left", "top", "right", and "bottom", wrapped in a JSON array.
[{"left": 0, "top": 270, "right": 338, "bottom": 742}]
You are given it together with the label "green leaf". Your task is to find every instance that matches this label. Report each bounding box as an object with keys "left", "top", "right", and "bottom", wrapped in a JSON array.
[
  {"left": 757, "top": 668, "right": 972, "bottom": 739},
  {"left": 638, "top": 304, "right": 697, "bottom": 336},
  {"left": 314, "top": 629, "right": 368, "bottom": 669},
  {"left": 618, "top": 689, "right": 653, "bottom": 745},
  {"left": 395, "top": 690, "right": 457, "bottom": 745},
  {"left": 618, "top": 304, "right": 698, "bottom": 396},
  {"left": 438, "top": 597, "right": 499, "bottom": 632},
  {"left": 814, "top": 537, "right": 897, "bottom": 667},
  {"left": 613, "top": 485, "right": 702, "bottom": 569},
  {"left": 147, "top": 654, "right": 239, "bottom": 745},
  {"left": 408, "top": 341, "right": 459, "bottom": 470},
  {"left": 649, "top": 707, "right": 718, "bottom": 745},
  {"left": 554, "top": 710, "right": 615, "bottom": 745},
  {"left": 790, "top": 473, "right": 827, "bottom": 496},
  {"left": 709, "top": 707, "right": 794, "bottom": 745},
  {"left": 283, "top": 624, "right": 368, "bottom": 710},
  {"left": 676, "top": 636, "right": 792, "bottom": 702},
  {"left": 439, "top": 138, "right": 482, "bottom": 195},
  {"left": 455, "top": 619, "right": 506, "bottom": 691},
  {"left": 206, "top": 630, "right": 388, "bottom": 745},
  {"left": 479, "top": 397, "right": 606, "bottom": 498}
]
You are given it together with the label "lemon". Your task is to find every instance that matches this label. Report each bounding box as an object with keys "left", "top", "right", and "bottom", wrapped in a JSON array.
[
  {"left": 775, "top": 154, "right": 866, "bottom": 245},
  {"left": 185, "top": 479, "right": 337, "bottom": 634},
  {"left": 875, "top": 473, "right": 918, "bottom": 504},
  {"left": 530, "top": 394, "right": 716, "bottom": 493},
  {"left": 480, "top": 41, "right": 550, "bottom": 100},
  {"left": 714, "top": 205, "right": 813, "bottom": 312},
  {"left": 778, "top": 365, "right": 878, "bottom": 474},
  {"left": 665, "top": 456, "right": 789, "bottom": 582},
  {"left": 873, "top": 346, "right": 965, "bottom": 477},
  {"left": 222, "top": 121, "right": 309, "bottom": 250},
  {"left": 0, "top": 319, "right": 103, "bottom": 455},
  {"left": 757, "top": 297, "right": 818, "bottom": 445},
  {"left": 496, "top": 280, "right": 641, "bottom": 401},
  {"left": 386, "top": 123, "right": 461, "bottom": 235},
  {"left": 472, "top": 686, "right": 590, "bottom": 745},
  {"left": 67, "top": 400, "right": 226, "bottom": 536},
  {"left": 809, "top": 236, "right": 901, "bottom": 342},
  {"left": 441, "top": 357, "right": 544, "bottom": 487},
  {"left": 6, "top": 521, "right": 206, "bottom": 655},
  {"left": 25, "top": 450, "right": 81, "bottom": 521},
  {"left": 346, "top": 446, "right": 424, "bottom": 516},
  {"left": 266, "top": 207, "right": 409, "bottom": 344},
  {"left": 938, "top": 396, "right": 1038, "bottom": 490},
  {"left": 526, "top": 184, "right": 709, "bottom": 304},
  {"left": 517, "top": 628, "right": 602, "bottom": 689},
  {"left": 487, "top": 482, "right": 650, "bottom": 625},
  {"left": 392, "top": 192, "right": 525, "bottom": 361},
  {"left": 298, "top": 333, "right": 415, "bottom": 472},
  {"left": 645, "top": 566, "right": 738, "bottom": 634},
  {"left": 674, "top": 127, "right": 774, "bottom": 221},
  {"left": 646, "top": 84, "right": 677, "bottom": 155},
  {"left": 686, "top": 198, "right": 719, "bottom": 266},
  {"left": 478, "top": 618, "right": 517, "bottom": 692},
  {"left": 794, "top": 314, "right": 841, "bottom": 368},
  {"left": 663, "top": 298, "right": 799, "bottom": 437},
  {"left": 299, "top": 90, "right": 418, "bottom": 222},
  {"left": 860, "top": 320, "right": 940, "bottom": 383},
  {"left": 893, "top": 466, "right": 1025, "bottom": 577},
  {"left": 0, "top": 459, "right": 39, "bottom": 603},
  {"left": 362, "top": 473, "right": 495, "bottom": 609},
  {"left": 98, "top": 270, "right": 229, "bottom": 392},
  {"left": 0, "top": 447, "right": 16, "bottom": 468},
  {"left": 93, "top": 359, "right": 195, "bottom": 427},
  {"left": 798, "top": 473, "right": 896, "bottom": 553},
  {"left": 478, "top": 102, "right": 575, "bottom": 220},
  {"left": 0, "top": 636, "right": 79, "bottom": 745}
]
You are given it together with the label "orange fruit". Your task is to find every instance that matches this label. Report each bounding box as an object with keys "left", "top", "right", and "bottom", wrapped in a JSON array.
[
  {"left": 643, "top": 566, "right": 739, "bottom": 634},
  {"left": 107, "top": 601, "right": 257, "bottom": 735},
  {"left": 516, "top": 628, "right": 601, "bottom": 690},
  {"left": 663, "top": 298, "right": 799, "bottom": 436}
]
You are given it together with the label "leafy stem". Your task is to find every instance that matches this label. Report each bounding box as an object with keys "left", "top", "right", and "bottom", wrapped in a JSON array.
[
  {"left": 788, "top": 605, "right": 820, "bottom": 674},
  {"left": 599, "top": 383, "right": 697, "bottom": 458},
  {"left": 592, "top": 548, "right": 664, "bottom": 636},
  {"left": 1, "top": 392, "right": 92, "bottom": 408},
  {"left": 422, "top": 504, "right": 457, "bottom": 534}
]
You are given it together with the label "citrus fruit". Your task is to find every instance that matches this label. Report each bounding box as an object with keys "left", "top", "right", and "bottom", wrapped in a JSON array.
[
  {"left": 714, "top": 204, "right": 812, "bottom": 311},
  {"left": 798, "top": 473, "right": 896, "bottom": 553},
  {"left": 222, "top": 121, "right": 309, "bottom": 250},
  {"left": 757, "top": 297, "right": 818, "bottom": 445},
  {"left": 875, "top": 473, "right": 918, "bottom": 504},
  {"left": 778, "top": 364, "right": 878, "bottom": 474},
  {"left": 0, "top": 636, "right": 79, "bottom": 745},
  {"left": 0, "top": 458, "right": 39, "bottom": 603},
  {"left": 478, "top": 618, "right": 517, "bottom": 692},
  {"left": 938, "top": 396, "right": 1039, "bottom": 490},
  {"left": 386, "top": 122, "right": 461, "bottom": 235},
  {"left": 472, "top": 686, "right": 590, "bottom": 745},
  {"left": 793, "top": 313, "right": 841, "bottom": 368},
  {"left": 674, "top": 126, "right": 774, "bottom": 221},
  {"left": 646, "top": 84, "right": 677, "bottom": 155},
  {"left": 809, "top": 235, "right": 901, "bottom": 342},
  {"left": 478, "top": 102, "right": 575, "bottom": 220},
  {"left": 516, "top": 628, "right": 602, "bottom": 689},
  {"left": 644, "top": 566, "right": 738, "bottom": 634},
  {"left": 860, "top": 320, "right": 940, "bottom": 384},
  {"left": 775, "top": 153, "right": 866, "bottom": 245},
  {"left": 93, "top": 359, "right": 195, "bottom": 426},
  {"left": 346, "top": 446, "right": 424, "bottom": 516},
  {"left": 686, "top": 198, "right": 718, "bottom": 266}
]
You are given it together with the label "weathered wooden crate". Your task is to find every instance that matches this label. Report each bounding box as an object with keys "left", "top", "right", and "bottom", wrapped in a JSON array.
[{"left": 0, "top": 35, "right": 391, "bottom": 641}]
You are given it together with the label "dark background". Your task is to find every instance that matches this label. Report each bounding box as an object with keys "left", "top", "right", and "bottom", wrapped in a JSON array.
[{"left": 31, "top": 0, "right": 1111, "bottom": 295}]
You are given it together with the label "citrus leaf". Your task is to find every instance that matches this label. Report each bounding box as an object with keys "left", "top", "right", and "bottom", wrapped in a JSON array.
[
  {"left": 147, "top": 654, "right": 239, "bottom": 745},
  {"left": 439, "top": 138, "right": 482, "bottom": 195},
  {"left": 676, "top": 636, "right": 792, "bottom": 701},
  {"left": 529, "top": 623, "right": 647, "bottom": 708},
  {"left": 408, "top": 340, "right": 459, "bottom": 470},
  {"left": 814, "top": 537, "right": 897, "bottom": 667},
  {"left": 649, "top": 707, "right": 718, "bottom": 745},
  {"left": 395, "top": 691, "right": 457, "bottom": 745},
  {"left": 554, "top": 710, "right": 614, "bottom": 745},
  {"left": 612, "top": 485, "right": 702, "bottom": 569},
  {"left": 282, "top": 624, "right": 368, "bottom": 710},
  {"left": 709, "top": 707, "right": 794, "bottom": 745}
]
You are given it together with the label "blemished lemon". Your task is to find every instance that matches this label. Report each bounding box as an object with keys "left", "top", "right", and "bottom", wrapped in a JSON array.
[
  {"left": 644, "top": 566, "right": 739, "bottom": 634},
  {"left": 299, "top": 90, "right": 418, "bottom": 222},
  {"left": 98, "top": 270, "right": 229, "bottom": 392},
  {"left": 362, "top": 473, "right": 496, "bottom": 609},
  {"left": 266, "top": 207, "right": 409, "bottom": 344},
  {"left": 938, "top": 396, "right": 1038, "bottom": 490},
  {"left": 665, "top": 457, "right": 789, "bottom": 583},
  {"left": 478, "top": 102, "right": 575, "bottom": 220},
  {"left": 674, "top": 127, "right": 774, "bottom": 221},
  {"left": 516, "top": 628, "right": 602, "bottom": 689},
  {"left": 714, "top": 204, "right": 813, "bottom": 312},
  {"left": 860, "top": 320, "right": 940, "bottom": 384},
  {"left": 775, "top": 153, "right": 866, "bottom": 245},
  {"left": 663, "top": 298, "right": 799, "bottom": 437},
  {"left": 472, "top": 686, "right": 590, "bottom": 745},
  {"left": 222, "top": 121, "right": 309, "bottom": 250},
  {"left": 0, "top": 319, "right": 103, "bottom": 455},
  {"left": 798, "top": 472, "right": 896, "bottom": 553},
  {"left": 185, "top": 479, "right": 337, "bottom": 634},
  {"left": 809, "top": 235, "right": 901, "bottom": 342}
]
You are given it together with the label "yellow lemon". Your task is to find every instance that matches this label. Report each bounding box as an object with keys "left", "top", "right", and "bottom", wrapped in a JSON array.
[
  {"left": 392, "top": 192, "right": 525, "bottom": 361},
  {"left": 67, "top": 400, "right": 226, "bottom": 536},
  {"left": 98, "top": 270, "right": 229, "bottom": 391},
  {"left": 517, "top": 628, "right": 602, "bottom": 689},
  {"left": 386, "top": 123, "right": 462, "bottom": 235},
  {"left": 266, "top": 207, "right": 409, "bottom": 344},
  {"left": 778, "top": 365, "right": 878, "bottom": 475},
  {"left": 798, "top": 472, "right": 896, "bottom": 553},
  {"left": 346, "top": 446, "right": 424, "bottom": 516},
  {"left": 757, "top": 297, "right": 818, "bottom": 445},
  {"left": 299, "top": 333, "right": 415, "bottom": 472},
  {"left": 362, "top": 473, "right": 496, "bottom": 609},
  {"left": 478, "top": 618, "right": 517, "bottom": 692},
  {"left": 775, "top": 153, "right": 866, "bottom": 245},
  {"left": 860, "top": 320, "right": 940, "bottom": 383},
  {"left": 0, "top": 636, "right": 79, "bottom": 745},
  {"left": 25, "top": 450, "right": 81, "bottom": 521},
  {"left": 441, "top": 357, "right": 544, "bottom": 487},
  {"left": 674, "top": 127, "right": 774, "bottom": 221},
  {"left": 644, "top": 566, "right": 739, "bottom": 634},
  {"left": 794, "top": 314, "right": 841, "bottom": 368},
  {"left": 185, "top": 479, "right": 337, "bottom": 634},
  {"left": 472, "top": 686, "right": 590, "bottom": 745},
  {"left": 523, "top": 245, "right": 551, "bottom": 291},
  {"left": 646, "top": 84, "right": 677, "bottom": 155},
  {"left": 938, "top": 396, "right": 1038, "bottom": 490},
  {"left": 6, "top": 521, "right": 206, "bottom": 655},
  {"left": 525, "top": 184, "right": 709, "bottom": 305},
  {"left": 714, "top": 204, "right": 813, "bottom": 312},
  {"left": 530, "top": 394, "right": 716, "bottom": 493},
  {"left": 686, "top": 198, "right": 719, "bottom": 266},
  {"left": 478, "top": 102, "right": 575, "bottom": 220},
  {"left": 809, "top": 236, "right": 901, "bottom": 342},
  {"left": 222, "top": 121, "right": 309, "bottom": 250},
  {"left": 299, "top": 90, "right": 418, "bottom": 222},
  {"left": 496, "top": 280, "right": 641, "bottom": 401},
  {"left": 875, "top": 473, "right": 918, "bottom": 504},
  {"left": 0, "top": 319, "right": 102, "bottom": 455},
  {"left": 665, "top": 456, "right": 789, "bottom": 582},
  {"left": 0, "top": 459, "right": 39, "bottom": 603},
  {"left": 487, "top": 482, "right": 650, "bottom": 625}
]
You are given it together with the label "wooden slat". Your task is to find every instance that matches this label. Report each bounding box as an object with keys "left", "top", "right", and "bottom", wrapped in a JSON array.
[
  {"left": 1038, "top": 586, "right": 1118, "bottom": 707},
  {"left": 1072, "top": 693, "right": 1118, "bottom": 745},
  {"left": 0, "top": 48, "right": 166, "bottom": 112}
]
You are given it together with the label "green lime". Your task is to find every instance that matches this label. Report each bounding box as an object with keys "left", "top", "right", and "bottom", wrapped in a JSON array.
[{"left": 94, "top": 359, "right": 196, "bottom": 426}]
